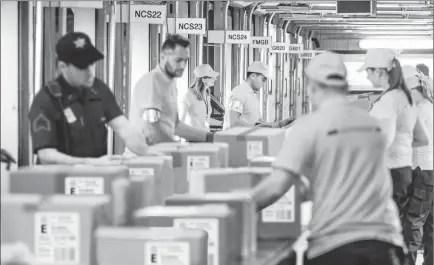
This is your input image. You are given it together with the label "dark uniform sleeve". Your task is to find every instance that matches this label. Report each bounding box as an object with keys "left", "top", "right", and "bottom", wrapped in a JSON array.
[
  {"left": 28, "top": 90, "right": 59, "bottom": 154},
  {"left": 97, "top": 80, "right": 123, "bottom": 123}
]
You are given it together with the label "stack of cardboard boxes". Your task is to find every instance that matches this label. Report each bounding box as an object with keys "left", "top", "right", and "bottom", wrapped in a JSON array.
[{"left": 2, "top": 127, "right": 310, "bottom": 265}]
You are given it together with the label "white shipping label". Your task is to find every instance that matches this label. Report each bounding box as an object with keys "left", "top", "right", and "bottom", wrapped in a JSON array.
[
  {"left": 65, "top": 177, "right": 104, "bottom": 195},
  {"left": 34, "top": 212, "right": 80, "bottom": 264},
  {"left": 129, "top": 168, "right": 155, "bottom": 176},
  {"left": 262, "top": 186, "right": 295, "bottom": 223},
  {"left": 247, "top": 141, "right": 264, "bottom": 160},
  {"left": 145, "top": 241, "right": 190, "bottom": 265},
  {"left": 187, "top": 156, "right": 210, "bottom": 181},
  {"left": 173, "top": 218, "right": 219, "bottom": 265}
]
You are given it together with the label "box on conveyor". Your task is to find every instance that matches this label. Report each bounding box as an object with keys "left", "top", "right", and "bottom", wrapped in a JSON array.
[
  {"left": 96, "top": 227, "right": 208, "bottom": 265},
  {"left": 189, "top": 167, "right": 271, "bottom": 194},
  {"left": 134, "top": 204, "right": 234, "bottom": 265},
  {"left": 165, "top": 192, "right": 256, "bottom": 260},
  {"left": 149, "top": 143, "right": 228, "bottom": 194},
  {"left": 214, "top": 127, "right": 286, "bottom": 167},
  {"left": 120, "top": 155, "right": 174, "bottom": 205},
  {"left": 249, "top": 156, "right": 303, "bottom": 240},
  {"left": 9, "top": 164, "right": 130, "bottom": 226},
  {"left": 1, "top": 194, "right": 111, "bottom": 265}
]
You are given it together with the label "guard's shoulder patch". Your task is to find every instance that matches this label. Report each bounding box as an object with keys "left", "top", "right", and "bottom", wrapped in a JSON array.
[{"left": 33, "top": 113, "right": 51, "bottom": 132}]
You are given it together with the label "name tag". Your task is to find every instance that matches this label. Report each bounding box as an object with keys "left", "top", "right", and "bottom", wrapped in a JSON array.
[{"left": 64, "top": 107, "right": 77, "bottom": 124}]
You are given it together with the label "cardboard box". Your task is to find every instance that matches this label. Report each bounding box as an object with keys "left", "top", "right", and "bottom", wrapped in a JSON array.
[
  {"left": 249, "top": 158, "right": 303, "bottom": 240},
  {"left": 149, "top": 143, "right": 227, "bottom": 194},
  {"left": 1, "top": 194, "right": 111, "bottom": 265},
  {"left": 165, "top": 192, "right": 256, "bottom": 260},
  {"left": 120, "top": 156, "right": 174, "bottom": 205},
  {"left": 9, "top": 165, "right": 130, "bottom": 226},
  {"left": 214, "top": 127, "right": 286, "bottom": 167},
  {"left": 126, "top": 174, "right": 155, "bottom": 226},
  {"left": 134, "top": 205, "right": 234, "bottom": 265},
  {"left": 96, "top": 227, "right": 208, "bottom": 265},
  {"left": 189, "top": 167, "right": 271, "bottom": 194}
]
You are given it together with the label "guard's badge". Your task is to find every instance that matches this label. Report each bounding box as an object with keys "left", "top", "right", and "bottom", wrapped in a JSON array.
[
  {"left": 33, "top": 113, "right": 51, "bottom": 132},
  {"left": 74, "top": 38, "right": 86, "bottom": 48}
]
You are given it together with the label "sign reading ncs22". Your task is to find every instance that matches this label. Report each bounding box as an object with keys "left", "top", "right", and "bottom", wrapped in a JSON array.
[{"left": 130, "top": 5, "right": 167, "bottom": 24}]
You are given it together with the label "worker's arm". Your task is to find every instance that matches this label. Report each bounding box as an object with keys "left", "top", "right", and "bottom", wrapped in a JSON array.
[
  {"left": 252, "top": 119, "right": 313, "bottom": 212},
  {"left": 226, "top": 96, "right": 254, "bottom": 128},
  {"left": 175, "top": 116, "right": 213, "bottom": 142},
  {"left": 131, "top": 75, "right": 175, "bottom": 144},
  {"left": 108, "top": 115, "right": 150, "bottom": 156}
]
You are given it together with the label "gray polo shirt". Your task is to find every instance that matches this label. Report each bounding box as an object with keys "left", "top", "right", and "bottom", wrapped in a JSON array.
[
  {"left": 129, "top": 66, "right": 178, "bottom": 145},
  {"left": 223, "top": 81, "right": 262, "bottom": 130},
  {"left": 273, "top": 96, "right": 404, "bottom": 259}
]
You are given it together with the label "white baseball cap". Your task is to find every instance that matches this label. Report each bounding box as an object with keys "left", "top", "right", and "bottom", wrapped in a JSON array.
[
  {"left": 247, "top": 61, "right": 270, "bottom": 79},
  {"left": 358, "top": 48, "right": 396, "bottom": 72},
  {"left": 305, "top": 51, "right": 348, "bottom": 87},
  {"left": 193, "top": 64, "right": 219, "bottom": 78}
]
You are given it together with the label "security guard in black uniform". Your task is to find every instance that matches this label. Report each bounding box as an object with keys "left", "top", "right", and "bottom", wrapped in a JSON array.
[{"left": 29, "top": 32, "right": 151, "bottom": 165}]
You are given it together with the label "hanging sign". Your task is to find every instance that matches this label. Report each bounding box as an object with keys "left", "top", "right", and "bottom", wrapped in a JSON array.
[
  {"left": 270, "top": 43, "right": 288, "bottom": 53},
  {"left": 176, "top": 18, "right": 206, "bottom": 35},
  {"left": 129, "top": 5, "right": 167, "bottom": 24},
  {"left": 225, "top": 31, "right": 251, "bottom": 44},
  {"left": 300, "top": 50, "right": 323, "bottom": 59},
  {"left": 251, "top": 36, "right": 272, "bottom": 49},
  {"left": 287, "top": 44, "right": 303, "bottom": 54}
]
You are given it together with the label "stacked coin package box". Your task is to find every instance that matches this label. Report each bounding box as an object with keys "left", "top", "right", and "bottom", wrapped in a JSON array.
[{"left": 2, "top": 129, "right": 305, "bottom": 265}]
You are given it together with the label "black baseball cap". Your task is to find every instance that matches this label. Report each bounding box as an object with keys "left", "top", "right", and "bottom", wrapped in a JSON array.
[
  {"left": 416, "top": 63, "right": 430, "bottom": 77},
  {"left": 56, "top": 32, "right": 104, "bottom": 69}
]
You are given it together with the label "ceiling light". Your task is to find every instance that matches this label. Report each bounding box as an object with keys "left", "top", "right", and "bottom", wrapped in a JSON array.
[{"left": 359, "top": 38, "right": 433, "bottom": 49}]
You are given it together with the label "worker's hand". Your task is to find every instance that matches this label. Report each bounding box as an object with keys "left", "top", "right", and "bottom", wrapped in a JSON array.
[
  {"left": 255, "top": 122, "right": 272, "bottom": 128},
  {"left": 85, "top": 155, "right": 122, "bottom": 166},
  {"left": 278, "top": 117, "right": 296, "bottom": 128}
]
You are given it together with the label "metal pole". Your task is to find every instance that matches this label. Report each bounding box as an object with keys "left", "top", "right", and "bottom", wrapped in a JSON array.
[
  {"left": 247, "top": 4, "right": 258, "bottom": 66},
  {"left": 239, "top": 8, "right": 248, "bottom": 84},
  {"left": 107, "top": 1, "right": 116, "bottom": 156},
  {"left": 221, "top": 1, "right": 230, "bottom": 106},
  {"left": 196, "top": 1, "right": 204, "bottom": 65}
]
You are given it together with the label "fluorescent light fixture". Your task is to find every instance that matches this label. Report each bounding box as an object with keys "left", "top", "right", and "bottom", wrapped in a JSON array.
[{"left": 359, "top": 38, "right": 433, "bottom": 49}]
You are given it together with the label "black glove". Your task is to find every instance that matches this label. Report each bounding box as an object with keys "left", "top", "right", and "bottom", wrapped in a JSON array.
[
  {"left": 1, "top": 149, "right": 16, "bottom": 170},
  {"left": 205, "top": 132, "right": 215, "bottom": 142},
  {"left": 278, "top": 117, "right": 296, "bottom": 128}
]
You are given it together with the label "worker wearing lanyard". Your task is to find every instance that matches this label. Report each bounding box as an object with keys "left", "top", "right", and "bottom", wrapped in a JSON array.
[
  {"left": 179, "top": 64, "right": 218, "bottom": 131},
  {"left": 129, "top": 34, "right": 214, "bottom": 146},
  {"left": 223, "top": 61, "right": 295, "bottom": 130},
  {"left": 251, "top": 52, "right": 406, "bottom": 265},
  {"left": 360, "top": 48, "right": 430, "bottom": 220},
  {"left": 401, "top": 65, "right": 433, "bottom": 265},
  {"left": 28, "top": 32, "right": 150, "bottom": 165}
]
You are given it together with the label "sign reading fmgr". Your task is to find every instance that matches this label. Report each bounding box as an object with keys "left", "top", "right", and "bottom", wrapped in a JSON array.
[
  {"left": 130, "top": 5, "right": 167, "bottom": 24},
  {"left": 225, "top": 31, "right": 251, "bottom": 44},
  {"left": 176, "top": 18, "right": 206, "bottom": 35},
  {"left": 251, "top": 36, "right": 272, "bottom": 49}
]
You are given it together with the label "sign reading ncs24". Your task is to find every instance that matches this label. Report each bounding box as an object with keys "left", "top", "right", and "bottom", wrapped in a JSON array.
[
  {"left": 225, "top": 31, "right": 251, "bottom": 44},
  {"left": 176, "top": 18, "right": 206, "bottom": 35},
  {"left": 130, "top": 5, "right": 167, "bottom": 24}
]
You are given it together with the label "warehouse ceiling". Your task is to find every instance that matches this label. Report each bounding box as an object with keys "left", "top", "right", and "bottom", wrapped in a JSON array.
[{"left": 234, "top": 1, "right": 433, "bottom": 37}]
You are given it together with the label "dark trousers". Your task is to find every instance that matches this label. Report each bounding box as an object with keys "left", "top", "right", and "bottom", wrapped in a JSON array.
[
  {"left": 390, "top": 167, "right": 414, "bottom": 219},
  {"left": 279, "top": 240, "right": 407, "bottom": 265},
  {"left": 403, "top": 168, "right": 433, "bottom": 265}
]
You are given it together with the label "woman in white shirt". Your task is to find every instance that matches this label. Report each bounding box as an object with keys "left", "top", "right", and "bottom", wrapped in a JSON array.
[
  {"left": 179, "top": 64, "right": 218, "bottom": 132},
  {"left": 401, "top": 65, "right": 433, "bottom": 265},
  {"left": 360, "top": 48, "right": 429, "bottom": 219}
]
